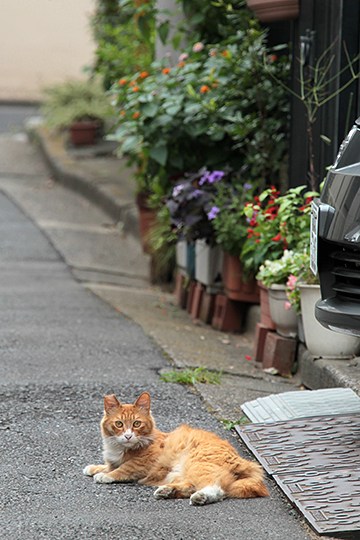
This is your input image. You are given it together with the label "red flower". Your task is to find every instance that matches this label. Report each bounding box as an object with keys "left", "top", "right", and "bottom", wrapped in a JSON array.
[{"left": 272, "top": 233, "right": 282, "bottom": 242}]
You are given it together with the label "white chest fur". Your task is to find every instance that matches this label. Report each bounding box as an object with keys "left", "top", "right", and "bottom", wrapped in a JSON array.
[{"left": 103, "top": 437, "right": 124, "bottom": 467}]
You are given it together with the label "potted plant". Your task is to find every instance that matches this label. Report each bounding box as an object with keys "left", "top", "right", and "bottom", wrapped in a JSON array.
[
  {"left": 256, "top": 250, "right": 306, "bottom": 337},
  {"left": 165, "top": 168, "right": 222, "bottom": 284},
  {"left": 41, "top": 79, "right": 114, "bottom": 146},
  {"left": 242, "top": 185, "right": 318, "bottom": 328}
]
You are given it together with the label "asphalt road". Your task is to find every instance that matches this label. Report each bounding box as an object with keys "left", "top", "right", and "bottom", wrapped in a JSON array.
[{"left": 0, "top": 106, "right": 314, "bottom": 540}]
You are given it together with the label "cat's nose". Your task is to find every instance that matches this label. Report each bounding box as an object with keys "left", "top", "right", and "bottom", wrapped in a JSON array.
[{"left": 124, "top": 433, "right": 133, "bottom": 440}]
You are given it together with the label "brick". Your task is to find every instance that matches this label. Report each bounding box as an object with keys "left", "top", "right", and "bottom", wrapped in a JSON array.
[
  {"left": 253, "top": 322, "right": 275, "bottom": 363},
  {"left": 190, "top": 282, "right": 204, "bottom": 320},
  {"left": 199, "top": 291, "right": 216, "bottom": 324},
  {"left": 262, "top": 332, "right": 297, "bottom": 376},
  {"left": 186, "top": 280, "right": 197, "bottom": 314},
  {"left": 174, "top": 271, "right": 187, "bottom": 309},
  {"left": 211, "top": 294, "right": 245, "bottom": 332}
]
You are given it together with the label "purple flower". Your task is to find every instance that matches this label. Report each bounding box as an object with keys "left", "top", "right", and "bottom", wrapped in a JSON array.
[
  {"left": 199, "top": 170, "right": 225, "bottom": 185},
  {"left": 244, "top": 182, "right": 252, "bottom": 191},
  {"left": 172, "top": 184, "right": 184, "bottom": 197},
  {"left": 188, "top": 189, "right": 202, "bottom": 199},
  {"left": 207, "top": 206, "right": 220, "bottom": 220}
]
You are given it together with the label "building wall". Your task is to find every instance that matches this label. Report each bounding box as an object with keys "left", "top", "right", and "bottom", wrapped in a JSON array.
[{"left": 0, "top": 0, "right": 95, "bottom": 102}]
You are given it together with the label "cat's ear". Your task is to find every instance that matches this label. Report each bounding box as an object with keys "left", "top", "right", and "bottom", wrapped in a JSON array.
[
  {"left": 103, "top": 394, "right": 121, "bottom": 414},
  {"left": 134, "top": 392, "right": 151, "bottom": 414}
]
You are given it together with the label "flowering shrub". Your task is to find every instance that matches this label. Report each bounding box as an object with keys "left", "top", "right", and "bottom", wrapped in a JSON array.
[
  {"left": 241, "top": 185, "right": 318, "bottom": 276},
  {"left": 110, "top": 10, "right": 290, "bottom": 194},
  {"left": 256, "top": 249, "right": 307, "bottom": 288},
  {"left": 165, "top": 168, "right": 226, "bottom": 244}
]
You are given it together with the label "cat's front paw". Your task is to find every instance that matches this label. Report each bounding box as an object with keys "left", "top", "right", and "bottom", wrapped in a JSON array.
[
  {"left": 83, "top": 465, "right": 95, "bottom": 477},
  {"left": 93, "top": 472, "right": 115, "bottom": 484}
]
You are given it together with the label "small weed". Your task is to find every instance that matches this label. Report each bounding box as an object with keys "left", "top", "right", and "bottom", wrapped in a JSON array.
[
  {"left": 160, "top": 366, "right": 222, "bottom": 385},
  {"left": 221, "top": 416, "right": 250, "bottom": 430}
]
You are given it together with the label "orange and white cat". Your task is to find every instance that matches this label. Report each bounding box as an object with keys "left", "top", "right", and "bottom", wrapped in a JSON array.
[{"left": 83, "top": 392, "right": 268, "bottom": 505}]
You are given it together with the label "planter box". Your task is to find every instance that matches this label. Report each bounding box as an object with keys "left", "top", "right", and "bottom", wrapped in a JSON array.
[
  {"left": 299, "top": 283, "right": 360, "bottom": 357},
  {"left": 176, "top": 241, "right": 196, "bottom": 279},
  {"left": 195, "top": 240, "right": 223, "bottom": 287}
]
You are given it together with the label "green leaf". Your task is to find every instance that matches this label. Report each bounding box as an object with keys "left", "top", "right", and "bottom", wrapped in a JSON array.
[
  {"left": 157, "top": 20, "right": 170, "bottom": 45},
  {"left": 142, "top": 102, "right": 158, "bottom": 118},
  {"left": 150, "top": 144, "right": 168, "bottom": 166}
]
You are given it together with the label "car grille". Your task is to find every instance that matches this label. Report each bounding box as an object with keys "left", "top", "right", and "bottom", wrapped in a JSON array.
[{"left": 331, "top": 249, "right": 360, "bottom": 299}]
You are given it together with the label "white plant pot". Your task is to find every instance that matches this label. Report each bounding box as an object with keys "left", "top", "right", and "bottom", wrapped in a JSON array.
[
  {"left": 299, "top": 283, "right": 360, "bottom": 357},
  {"left": 176, "top": 240, "right": 187, "bottom": 271},
  {"left": 268, "top": 284, "right": 298, "bottom": 338},
  {"left": 195, "top": 239, "right": 223, "bottom": 287}
]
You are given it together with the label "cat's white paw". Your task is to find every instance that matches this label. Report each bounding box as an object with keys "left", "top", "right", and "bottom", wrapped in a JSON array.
[
  {"left": 94, "top": 472, "right": 115, "bottom": 484},
  {"left": 83, "top": 466, "right": 94, "bottom": 477},
  {"left": 190, "top": 491, "right": 208, "bottom": 506},
  {"left": 154, "top": 485, "right": 175, "bottom": 499}
]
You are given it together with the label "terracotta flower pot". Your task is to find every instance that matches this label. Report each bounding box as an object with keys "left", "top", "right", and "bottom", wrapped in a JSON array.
[
  {"left": 222, "top": 252, "right": 259, "bottom": 303},
  {"left": 246, "top": 0, "right": 299, "bottom": 22},
  {"left": 69, "top": 120, "right": 100, "bottom": 146},
  {"left": 136, "top": 193, "right": 157, "bottom": 254}
]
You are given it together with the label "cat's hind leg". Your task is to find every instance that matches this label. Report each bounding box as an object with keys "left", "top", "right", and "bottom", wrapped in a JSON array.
[
  {"left": 154, "top": 481, "right": 195, "bottom": 500},
  {"left": 190, "top": 485, "right": 225, "bottom": 506}
]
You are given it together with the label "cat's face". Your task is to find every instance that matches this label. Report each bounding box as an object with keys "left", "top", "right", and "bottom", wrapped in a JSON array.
[{"left": 101, "top": 392, "right": 154, "bottom": 449}]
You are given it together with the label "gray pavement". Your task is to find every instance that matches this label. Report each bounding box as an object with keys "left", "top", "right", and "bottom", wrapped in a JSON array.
[{"left": 0, "top": 104, "right": 345, "bottom": 539}]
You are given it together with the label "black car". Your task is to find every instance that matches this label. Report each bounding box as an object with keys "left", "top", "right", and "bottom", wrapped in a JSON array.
[{"left": 313, "top": 117, "right": 360, "bottom": 336}]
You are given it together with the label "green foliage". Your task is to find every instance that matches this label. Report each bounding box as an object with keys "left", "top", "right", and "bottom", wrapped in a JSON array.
[
  {"left": 41, "top": 79, "right": 114, "bottom": 130},
  {"left": 91, "top": 0, "right": 154, "bottom": 89},
  {"left": 147, "top": 204, "right": 177, "bottom": 281},
  {"left": 212, "top": 178, "right": 256, "bottom": 257},
  {"left": 256, "top": 249, "right": 307, "bottom": 288},
  {"left": 110, "top": 12, "right": 290, "bottom": 194},
  {"left": 160, "top": 366, "right": 222, "bottom": 385},
  {"left": 221, "top": 416, "right": 250, "bottom": 430}
]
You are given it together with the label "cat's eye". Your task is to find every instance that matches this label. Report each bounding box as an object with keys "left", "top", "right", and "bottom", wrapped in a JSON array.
[
  {"left": 114, "top": 420, "right": 123, "bottom": 428},
  {"left": 133, "top": 420, "right": 141, "bottom": 428}
]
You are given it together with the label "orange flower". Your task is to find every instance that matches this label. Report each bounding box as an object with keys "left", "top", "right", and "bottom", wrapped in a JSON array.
[
  {"left": 118, "top": 78, "right": 128, "bottom": 86},
  {"left": 177, "top": 61, "right": 186, "bottom": 68},
  {"left": 139, "top": 71, "right": 149, "bottom": 79},
  {"left": 129, "top": 80, "right": 137, "bottom": 87},
  {"left": 162, "top": 67, "right": 171, "bottom": 75},
  {"left": 132, "top": 111, "right": 140, "bottom": 119},
  {"left": 132, "top": 86, "right": 140, "bottom": 92},
  {"left": 120, "top": 110, "right": 126, "bottom": 117},
  {"left": 221, "top": 50, "right": 230, "bottom": 58},
  {"left": 200, "top": 85, "right": 210, "bottom": 94}
]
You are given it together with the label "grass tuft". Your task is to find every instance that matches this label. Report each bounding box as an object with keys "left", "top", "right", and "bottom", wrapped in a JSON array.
[{"left": 160, "top": 366, "right": 222, "bottom": 385}]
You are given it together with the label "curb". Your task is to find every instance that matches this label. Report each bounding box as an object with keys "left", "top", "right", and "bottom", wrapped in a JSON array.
[{"left": 29, "top": 126, "right": 140, "bottom": 239}]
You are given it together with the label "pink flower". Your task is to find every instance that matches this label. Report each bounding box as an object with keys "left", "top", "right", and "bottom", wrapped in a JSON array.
[
  {"left": 284, "top": 301, "right": 292, "bottom": 311},
  {"left": 286, "top": 274, "right": 297, "bottom": 290},
  {"left": 245, "top": 355, "right": 252, "bottom": 361},
  {"left": 192, "top": 42, "right": 204, "bottom": 53},
  {"left": 178, "top": 52, "right": 189, "bottom": 62}
]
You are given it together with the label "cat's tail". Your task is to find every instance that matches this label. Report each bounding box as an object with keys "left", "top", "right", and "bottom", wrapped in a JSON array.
[{"left": 224, "top": 460, "right": 269, "bottom": 499}]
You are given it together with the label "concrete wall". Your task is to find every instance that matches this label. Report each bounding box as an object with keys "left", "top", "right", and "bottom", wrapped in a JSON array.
[{"left": 0, "top": 0, "right": 95, "bottom": 102}]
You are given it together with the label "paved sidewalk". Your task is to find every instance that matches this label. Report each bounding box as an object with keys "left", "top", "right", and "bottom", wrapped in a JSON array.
[{"left": 30, "top": 125, "right": 360, "bottom": 403}]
